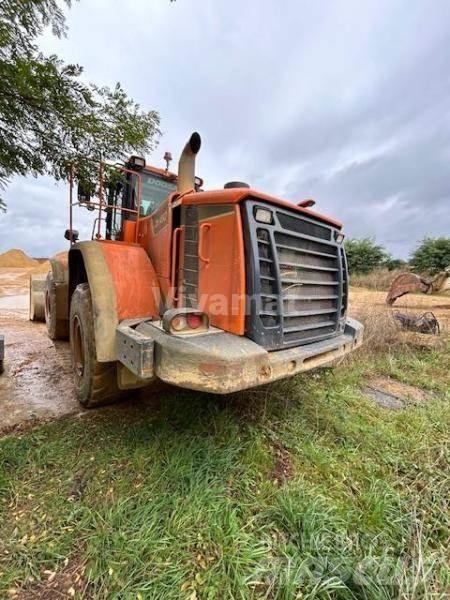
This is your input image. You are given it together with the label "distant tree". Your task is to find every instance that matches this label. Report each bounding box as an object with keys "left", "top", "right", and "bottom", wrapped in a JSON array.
[
  {"left": 0, "top": 0, "right": 160, "bottom": 210},
  {"left": 410, "top": 237, "right": 450, "bottom": 275},
  {"left": 384, "top": 257, "right": 407, "bottom": 271},
  {"left": 344, "top": 237, "right": 390, "bottom": 274}
]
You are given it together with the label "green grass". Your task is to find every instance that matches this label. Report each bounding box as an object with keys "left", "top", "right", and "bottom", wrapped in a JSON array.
[{"left": 0, "top": 343, "right": 449, "bottom": 599}]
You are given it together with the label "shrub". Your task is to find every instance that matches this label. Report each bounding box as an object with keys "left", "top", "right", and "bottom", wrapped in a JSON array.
[
  {"left": 410, "top": 237, "right": 450, "bottom": 275},
  {"left": 344, "top": 238, "right": 390, "bottom": 274}
]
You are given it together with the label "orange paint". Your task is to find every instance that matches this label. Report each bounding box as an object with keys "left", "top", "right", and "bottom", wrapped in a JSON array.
[
  {"left": 99, "top": 241, "right": 160, "bottom": 320},
  {"left": 197, "top": 206, "right": 246, "bottom": 335},
  {"left": 181, "top": 188, "right": 343, "bottom": 229},
  {"left": 122, "top": 219, "right": 136, "bottom": 243}
]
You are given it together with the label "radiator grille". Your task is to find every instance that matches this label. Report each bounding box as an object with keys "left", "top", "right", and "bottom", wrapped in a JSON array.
[
  {"left": 244, "top": 200, "right": 347, "bottom": 350},
  {"left": 181, "top": 205, "right": 199, "bottom": 308}
]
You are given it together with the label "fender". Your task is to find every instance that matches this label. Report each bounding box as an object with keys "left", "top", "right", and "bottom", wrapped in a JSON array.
[{"left": 69, "top": 241, "right": 160, "bottom": 362}]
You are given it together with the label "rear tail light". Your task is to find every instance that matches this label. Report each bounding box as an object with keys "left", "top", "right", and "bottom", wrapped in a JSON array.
[
  {"left": 186, "top": 313, "right": 202, "bottom": 329},
  {"left": 162, "top": 309, "right": 209, "bottom": 335}
]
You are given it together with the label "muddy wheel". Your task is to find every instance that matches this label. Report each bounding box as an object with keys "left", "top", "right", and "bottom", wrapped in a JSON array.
[
  {"left": 45, "top": 273, "right": 69, "bottom": 340},
  {"left": 29, "top": 275, "right": 46, "bottom": 322},
  {"left": 70, "top": 283, "right": 120, "bottom": 408}
]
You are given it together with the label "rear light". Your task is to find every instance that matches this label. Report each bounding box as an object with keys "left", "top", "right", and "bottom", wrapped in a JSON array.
[
  {"left": 162, "top": 309, "right": 209, "bottom": 335},
  {"left": 187, "top": 313, "right": 202, "bottom": 329}
]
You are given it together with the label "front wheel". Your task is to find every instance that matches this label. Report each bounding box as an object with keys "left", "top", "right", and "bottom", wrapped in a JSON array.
[{"left": 70, "top": 283, "right": 120, "bottom": 407}]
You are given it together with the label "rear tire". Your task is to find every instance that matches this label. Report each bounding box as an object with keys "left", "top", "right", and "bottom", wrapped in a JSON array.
[
  {"left": 29, "top": 275, "right": 46, "bottom": 322},
  {"left": 45, "top": 273, "right": 69, "bottom": 340},
  {"left": 70, "top": 283, "right": 120, "bottom": 407}
]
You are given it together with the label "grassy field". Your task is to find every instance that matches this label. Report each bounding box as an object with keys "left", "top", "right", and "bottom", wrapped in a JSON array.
[{"left": 0, "top": 334, "right": 449, "bottom": 598}]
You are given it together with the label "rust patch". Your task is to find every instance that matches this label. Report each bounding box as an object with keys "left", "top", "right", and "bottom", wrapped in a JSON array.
[{"left": 199, "top": 362, "right": 227, "bottom": 376}]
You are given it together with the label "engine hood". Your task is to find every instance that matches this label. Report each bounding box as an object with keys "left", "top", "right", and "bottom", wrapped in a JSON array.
[{"left": 178, "top": 187, "right": 342, "bottom": 230}]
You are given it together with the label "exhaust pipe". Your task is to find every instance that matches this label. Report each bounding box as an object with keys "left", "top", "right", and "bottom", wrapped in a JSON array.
[{"left": 177, "top": 132, "right": 201, "bottom": 194}]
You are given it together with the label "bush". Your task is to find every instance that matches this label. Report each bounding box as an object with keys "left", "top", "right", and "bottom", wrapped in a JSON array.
[
  {"left": 384, "top": 257, "right": 407, "bottom": 271},
  {"left": 410, "top": 237, "right": 450, "bottom": 275},
  {"left": 344, "top": 238, "right": 390, "bottom": 274}
]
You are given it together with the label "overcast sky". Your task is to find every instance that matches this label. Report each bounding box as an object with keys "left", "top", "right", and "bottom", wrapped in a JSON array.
[{"left": 1, "top": 0, "right": 449, "bottom": 258}]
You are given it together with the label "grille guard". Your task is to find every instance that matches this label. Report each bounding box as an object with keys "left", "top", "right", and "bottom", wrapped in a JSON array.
[{"left": 242, "top": 199, "right": 348, "bottom": 351}]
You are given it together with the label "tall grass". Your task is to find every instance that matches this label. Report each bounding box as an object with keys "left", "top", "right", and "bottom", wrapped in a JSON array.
[{"left": 350, "top": 268, "right": 405, "bottom": 291}]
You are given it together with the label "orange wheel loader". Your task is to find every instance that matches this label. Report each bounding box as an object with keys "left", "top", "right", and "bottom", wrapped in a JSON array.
[{"left": 30, "top": 133, "right": 363, "bottom": 407}]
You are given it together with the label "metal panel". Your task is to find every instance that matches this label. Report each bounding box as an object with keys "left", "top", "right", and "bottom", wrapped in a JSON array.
[
  {"left": 116, "top": 323, "right": 154, "bottom": 379},
  {"left": 242, "top": 200, "right": 346, "bottom": 350}
]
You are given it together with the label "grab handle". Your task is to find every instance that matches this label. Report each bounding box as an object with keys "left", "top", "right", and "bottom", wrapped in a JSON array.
[{"left": 199, "top": 222, "right": 211, "bottom": 264}]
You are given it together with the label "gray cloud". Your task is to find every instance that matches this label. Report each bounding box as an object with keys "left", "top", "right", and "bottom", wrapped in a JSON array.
[{"left": 1, "top": 0, "right": 449, "bottom": 258}]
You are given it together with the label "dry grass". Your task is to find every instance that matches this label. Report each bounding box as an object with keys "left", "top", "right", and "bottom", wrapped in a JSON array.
[
  {"left": 349, "top": 309, "right": 450, "bottom": 368},
  {"left": 350, "top": 268, "right": 405, "bottom": 291},
  {"left": 350, "top": 289, "right": 450, "bottom": 360},
  {"left": 355, "top": 307, "right": 402, "bottom": 353}
]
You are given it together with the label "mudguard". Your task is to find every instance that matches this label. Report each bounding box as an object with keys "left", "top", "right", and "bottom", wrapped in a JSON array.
[{"left": 69, "top": 241, "right": 160, "bottom": 362}]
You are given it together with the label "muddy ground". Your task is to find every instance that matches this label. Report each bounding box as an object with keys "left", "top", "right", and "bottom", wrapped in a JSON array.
[
  {"left": 0, "top": 268, "right": 80, "bottom": 432},
  {"left": 1, "top": 266, "right": 449, "bottom": 434}
]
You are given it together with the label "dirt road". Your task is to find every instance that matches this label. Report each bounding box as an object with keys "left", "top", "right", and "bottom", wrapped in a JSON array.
[
  {"left": 1, "top": 267, "right": 449, "bottom": 433},
  {"left": 0, "top": 267, "right": 81, "bottom": 432}
]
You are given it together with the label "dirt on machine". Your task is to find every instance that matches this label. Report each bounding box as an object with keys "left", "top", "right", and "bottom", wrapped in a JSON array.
[{"left": 29, "top": 132, "right": 363, "bottom": 407}]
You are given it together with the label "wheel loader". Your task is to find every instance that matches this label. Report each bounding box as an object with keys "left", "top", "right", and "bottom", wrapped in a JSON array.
[{"left": 30, "top": 132, "right": 363, "bottom": 407}]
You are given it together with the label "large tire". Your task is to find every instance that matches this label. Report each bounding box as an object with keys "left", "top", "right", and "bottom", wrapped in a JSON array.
[
  {"left": 29, "top": 275, "right": 46, "bottom": 322},
  {"left": 70, "top": 283, "right": 120, "bottom": 407},
  {"left": 45, "top": 273, "right": 69, "bottom": 340}
]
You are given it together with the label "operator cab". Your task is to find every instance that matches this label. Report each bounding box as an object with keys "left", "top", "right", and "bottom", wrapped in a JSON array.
[{"left": 104, "top": 162, "right": 178, "bottom": 242}]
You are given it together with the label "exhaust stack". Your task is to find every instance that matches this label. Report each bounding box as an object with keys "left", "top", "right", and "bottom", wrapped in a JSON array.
[{"left": 177, "top": 132, "right": 201, "bottom": 194}]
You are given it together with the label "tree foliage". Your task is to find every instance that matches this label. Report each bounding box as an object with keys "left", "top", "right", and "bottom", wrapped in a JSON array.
[
  {"left": 0, "top": 0, "right": 160, "bottom": 210},
  {"left": 410, "top": 237, "right": 450, "bottom": 275},
  {"left": 344, "top": 237, "right": 390, "bottom": 274}
]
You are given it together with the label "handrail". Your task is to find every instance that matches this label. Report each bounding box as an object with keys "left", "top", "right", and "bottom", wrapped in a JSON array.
[
  {"left": 68, "top": 161, "right": 143, "bottom": 244},
  {"left": 199, "top": 222, "right": 211, "bottom": 264}
]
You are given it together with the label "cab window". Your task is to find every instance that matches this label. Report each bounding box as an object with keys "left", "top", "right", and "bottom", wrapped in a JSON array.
[{"left": 137, "top": 172, "right": 177, "bottom": 216}]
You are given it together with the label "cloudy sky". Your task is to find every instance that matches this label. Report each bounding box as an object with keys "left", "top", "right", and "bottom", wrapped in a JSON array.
[{"left": 1, "top": 0, "right": 449, "bottom": 258}]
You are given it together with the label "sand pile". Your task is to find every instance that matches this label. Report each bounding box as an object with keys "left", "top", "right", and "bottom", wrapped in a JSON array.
[
  {"left": 32, "top": 260, "right": 51, "bottom": 274},
  {"left": 0, "top": 249, "right": 38, "bottom": 268}
]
